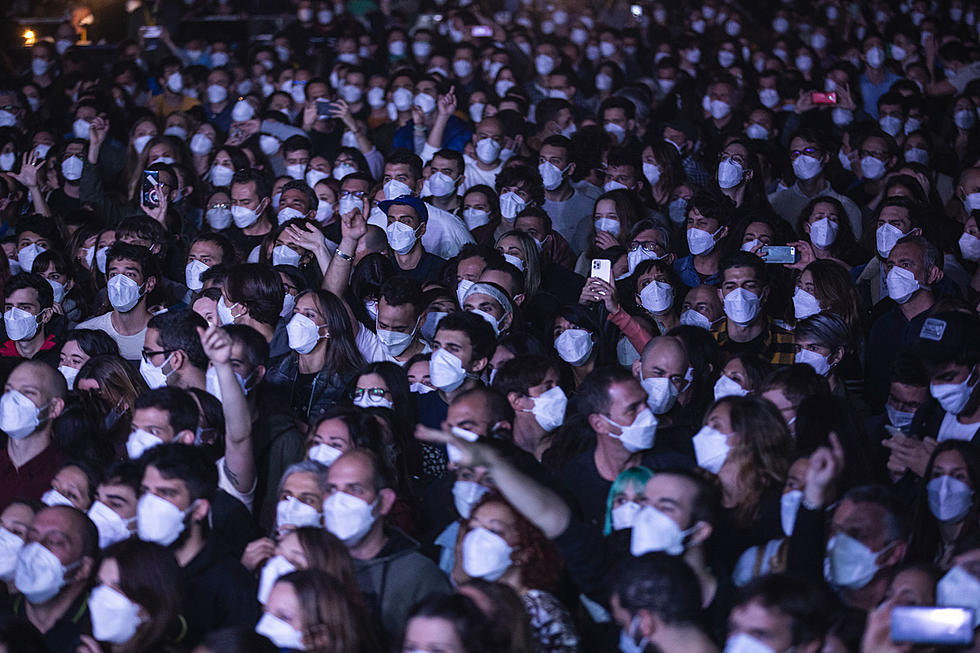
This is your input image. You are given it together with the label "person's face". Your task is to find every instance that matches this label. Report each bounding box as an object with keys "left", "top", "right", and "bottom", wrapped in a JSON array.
[
  {"left": 231, "top": 180, "right": 266, "bottom": 212},
  {"left": 51, "top": 466, "right": 91, "bottom": 511},
  {"left": 313, "top": 417, "right": 352, "bottom": 451},
  {"left": 26, "top": 508, "right": 85, "bottom": 568},
  {"left": 132, "top": 406, "right": 182, "bottom": 445},
  {"left": 17, "top": 230, "right": 51, "bottom": 254},
  {"left": 468, "top": 500, "right": 520, "bottom": 549},
  {"left": 325, "top": 454, "right": 379, "bottom": 506},
  {"left": 763, "top": 388, "right": 797, "bottom": 428},
  {"left": 515, "top": 215, "right": 548, "bottom": 242},
  {"left": 539, "top": 144, "right": 570, "bottom": 171},
  {"left": 96, "top": 482, "right": 138, "bottom": 521},
  {"left": 785, "top": 458, "right": 809, "bottom": 493},
  {"left": 728, "top": 599, "right": 796, "bottom": 653},
  {"left": 931, "top": 449, "right": 972, "bottom": 488},
  {"left": 456, "top": 255, "right": 486, "bottom": 283},
  {"left": 430, "top": 154, "right": 461, "bottom": 181},
  {"left": 637, "top": 340, "right": 688, "bottom": 393},
  {"left": 463, "top": 292, "right": 505, "bottom": 321},
  {"left": 377, "top": 297, "right": 420, "bottom": 335},
  {"left": 192, "top": 296, "right": 218, "bottom": 326},
  {"left": 280, "top": 188, "right": 311, "bottom": 215},
  {"left": 681, "top": 286, "right": 723, "bottom": 322},
  {"left": 188, "top": 240, "right": 224, "bottom": 267},
  {"left": 264, "top": 581, "right": 305, "bottom": 640},
  {"left": 284, "top": 149, "right": 310, "bottom": 169},
  {"left": 720, "top": 358, "right": 749, "bottom": 391},
  {"left": 433, "top": 328, "right": 478, "bottom": 371},
  {"left": 877, "top": 205, "right": 913, "bottom": 234},
  {"left": 886, "top": 381, "right": 929, "bottom": 416},
  {"left": 883, "top": 567, "right": 936, "bottom": 607},
  {"left": 5, "top": 364, "right": 50, "bottom": 411},
  {"left": 885, "top": 241, "right": 930, "bottom": 285},
  {"left": 403, "top": 617, "right": 465, "bottom": 653},
  {"left": 496, "top": 235, "right": 526, "bottom": 264},
  {"left": 830, "top": 498, "right": 892, "bottom": 552},
  {"left": 0, "top": 503, "right": 34, "bottom": 540},
  {"left": 642, "top": 473, "right": 699, "bottom": 531},
  {"left": 742, "top": 221, "right": 774, "bottom": 246},
  {"left": 280, "top": 470, "right": 324, "bottom": 512},
  {"left": 685, "top": 206, "right": 720, "bottom": 235},
  {"left": 605, "top": 165, "right": 638, "bottom": 189},
  {"left": 386, "top": 203, "right": 422, "bottom": 231},
  {"left": 445, "top": 393, "right": 493, "bottom": 437},
  {"left": 604, "top": 379, "right": 649, "bottom": 428},
  {"left": 383, "top": 162, "right": 419, "bottom": 191},
  {"left": 721, "top": 265, "right": 764, "bottom": 300},
  {"left": 5, "top": 287, "right": 43, "bottom": 319},
  {"left": 709, "top": 82, "right": 735, "bottom": 105},
  {"left": 275, "top": 531, "right": 309, "bottom": 569},
  {"left": 355, "top": 372, "right": 392, "bottom": 404},
  {"left": 407, "top": 360, "right": 431, "bottom": 387},
  {"left": 603, "top": 107, "right": 631, "bottom": 132}
]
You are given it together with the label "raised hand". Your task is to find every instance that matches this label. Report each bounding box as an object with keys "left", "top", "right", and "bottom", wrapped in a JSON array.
[
  {"left": 13, "top": 152, "right": 41, "bottom": 189},
  {"left": 141, "top": 182, "right": 169, "bottom": 224},
  {"left": 89, "top": 116, "right": 109, "bottom": 148},
  {"left": 197, "top": 324, "right": 232, "bottom": 365},
  {"left": 804, "top": 432, "right": 844, "bottom": 508},
  {"left": 437, "top": 85, "right": 458, "bottom": 118},
  {"left": 341, "top": 203, "right": 367, "bottom": 241}
]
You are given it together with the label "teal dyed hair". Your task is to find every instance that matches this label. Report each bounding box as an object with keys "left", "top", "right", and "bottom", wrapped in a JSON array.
[{"left": 603, "top": 465, "right": 654, "bottom": 535}]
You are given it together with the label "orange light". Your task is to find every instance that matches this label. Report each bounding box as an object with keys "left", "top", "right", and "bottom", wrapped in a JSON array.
[{"left": 24, "top": 30, "right": 36, "bottom": 46}]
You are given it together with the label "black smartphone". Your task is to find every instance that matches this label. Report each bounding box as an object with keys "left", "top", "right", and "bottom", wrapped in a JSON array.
[
  {"left": 142, "top": 169, "right": 160, "bottom": 208},
  {"left": 316, "top": 99, "right": 336, "bottom": 118}
]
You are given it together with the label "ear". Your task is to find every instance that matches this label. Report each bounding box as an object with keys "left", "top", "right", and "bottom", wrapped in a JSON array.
[
  {"left": 176, "top": 429, "right": 196, "bottom": 445},
  {"left": 715, "top": 226, "right": 728, "bottom": 241},
  {"left": 250, "top": 365, "right": 267, "bottom": 387},
  {"left": 168, "top": 349, "right": 185, "bottom": 372},
  {"left": 911, "top": 227, "right": 922, "bottom": 237},
  {"left": 627, "top": 120, "right": 636, "bottom": 132},
  {"left": 513, "top": 292, "right": 525, "bottom": 305},
  {"left": 688, "top": 520, "right": 713, "bottom": 546},
  {"left": 47, "top": 397, "right": 65, "bottom": 420},
  {"left": 828, "top": 347, "right": 845, "bottom": 368},
  {"left": 144, "top": 275, "right": 157, "bottom": 294},
  {"left": 500, "top": 311, "right": 513, "bottom": 331},
  {"left": 589, "top": 412, "right": 611, "bottom": 435},
  {"left": 190, "top": 498, "right": 210, "bottom": 523},
  {"left": 418, "top": 220, "right": 428, "bottom": 237},
  {"left": 880, "top": 539, "right": 907, "bottom": 568},
  {"left": 39, "top": 307, "right": 52, "bottom": 325},
  {"left": 638, "top": 609, "right": 658, "bottom": 639},
  {"left": 471, "top": 355, "right": 489, "bottom": 374},
  {"left": 71, "top": 555, "right": 94, "bottom": 584},
  {"left": 927, "top": 265, "right": 943, "bottom": 285},
  {"left": 566, "top": 161, "right": 576, "bottom": 177},
  {"left": 508, "top": 391, "right": 529, "bottom": 411},
  {"left": 631, "top": 358, "right": 642, "bottom": 380},
  {"left": 377, "top": 487, "right": 397, "bottom": 515}
]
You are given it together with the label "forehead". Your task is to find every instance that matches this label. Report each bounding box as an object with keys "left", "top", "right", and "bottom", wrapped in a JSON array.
[
  {"left": 327, "top": 455, "right": 372, "bottom": 484},
  {"left": 387, "top": 204, "right": 419, "bottom": 220}
]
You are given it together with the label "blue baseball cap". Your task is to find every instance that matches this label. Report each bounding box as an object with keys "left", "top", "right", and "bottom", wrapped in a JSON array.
[{"left": 378, "top": 195, "right": 428, "bottom": 222}]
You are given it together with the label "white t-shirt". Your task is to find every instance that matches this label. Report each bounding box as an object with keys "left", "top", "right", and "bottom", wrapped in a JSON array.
[
  {"left": 357, "top": 323, "right": 431, "bottom": 365},
  {"left": 938, "top": 411, "right": 980, "bottom": 442},
  {"left": 367, "top": 201, "right": 473, "bottom": 260},
  {"left": 462, "top": 159, "right": 503, "bottom": 192},
  {"left": 76, "top": 311, "right": 147, "bottom": 362}
]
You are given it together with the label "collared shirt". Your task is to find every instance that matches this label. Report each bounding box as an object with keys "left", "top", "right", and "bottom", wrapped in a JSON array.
[
  {"left": 0, "top": 442, "right": 63, "bottom": 509},
  {"left": 712, "top": 317, "right": 795, "bottom": 365},
  {"left": 673, "top": 254, "right": 720, "bottom": 289}
]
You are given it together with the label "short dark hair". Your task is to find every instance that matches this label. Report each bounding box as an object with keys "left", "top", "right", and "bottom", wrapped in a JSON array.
[
  {"left": 384, "top": 149, "right": 423, "bottom": 182},
  {"left": 841, "top": 484, "right": 908, "bottom": 543},
  {"left": 105, "top": 242, "right": 159, "bottom": 282},
  {"left": 577, "top": 366, "right": 636, "bottom": 419},
  {"left": 231, "top": 168, "right": 271, "bottom": 202},
  {"left": 434, "top": 311, "right": 497, "bottom": 363},
  {"left": 189, "top": 233, "right": 235, "bottom": 265},
  {"left": 140, "top": 443, "right": 218, "bottom": 503},
  {"left": 453, "top": 386, "right": 515, "bottom": 431},
  {"left": 3, "top": 272, "right": 53, "bottom": 309},
  {"left": 224, "top": 263, "right": 284, "bottom": 327},
  {"left": 379, "top": 275, "right": 424, "bottom": 314},
  {"left": 223, "top": 324, "right": 270, "bottom": 371},
  {"left": 492, "top": 355, "right": 553, "bottom": 396},
  {"left": 599, "top": 96, "right": 636, "bottom": 121},
  {"left": 116, "top": 216, "right": 168, "bottom": 255},
  {"left": 64, "top": 329, "right": 119, "bottom": 358},
  {"left": 611, "top": 553, "right": 705, "bottom": 625},
  {"left": 735, "top": 574, "right": 832, "bottom": 646},
  {"left": 281, "top": 180, "right": 317, "bottom": 212},
  {"left": 540, "top": 135, "right": 573, "bottom": 159},
  {"left": 147, "top": 309, "right": 209, "bottom": 371},
  {"left": 890, "top": 352, "right": 927, "bottom": 388},
  {"left": 689, "top": 190, "right": 736, "bottom": 228},
  {"left": 134, "top": 387, "right": 200, "bottom": 437},
  {"left": 282, "top": 135, "right": 312, "bottom": 158},
  {"left": 720, "top": 251, "right": 768, "bottom": 288},
  {"left": 432, "top": 149, "right": 465, "bottom": 173}
]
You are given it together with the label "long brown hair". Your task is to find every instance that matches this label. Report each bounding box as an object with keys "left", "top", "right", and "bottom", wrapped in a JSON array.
[
  {"left": 280, "top": 569, "right": 379, "bottom": 653},
  {"left": 292, "top": 527, "right": 362, "bottom": 606}
]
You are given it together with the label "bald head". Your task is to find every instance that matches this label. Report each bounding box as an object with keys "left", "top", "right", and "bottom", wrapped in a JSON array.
[
  {"left": 4, "top": 361, "right": 66, "bottom": 437},
  {"left": 635, "top": 336, "right": 689, "bottom": 382},
  {"left": 14, "top": 360, "right": 67, "bottom": 401},
  {"left": 960, "top": 166, "right": 980, "bottom": 199}
]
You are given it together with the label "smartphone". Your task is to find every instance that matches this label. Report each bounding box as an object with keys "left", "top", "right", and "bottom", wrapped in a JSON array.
[
  {"left": 891, "top": 606, "right": 975, "bottom": 646},
  {"left": 812, "top": 92, "right": 837, "bottom": 104},
  {"left": 139, "top": 26, "right": 163, "bottom": 39},
  {"left": 590, "top": 259, "right": 612, "bottom": 284},
  {"left": 471, "top": 25, "right": 493, "bottom": 37},
  {"left": 142, "top": 169, "right": 160, "bottom": 208},
  {"left": 631, "top": 4, "right": 643, "bottom": 16},
  {"left": 316, "top": 99, "right": 336, "bottom": 118},
  {"left": 759, "top": 245, "right": 797, "bottom": 264}
]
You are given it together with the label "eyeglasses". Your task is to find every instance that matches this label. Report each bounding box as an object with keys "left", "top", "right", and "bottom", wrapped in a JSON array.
[
  {"left": 789, "top": 147, "right": 822, "bottom": 158},
  {"left": 339, "top": 190, "right": 366, "bottom": 199},
  {"left": 352, "top": 387, "right": 387, "bottom": 400},
  {"left": 141, "top": 349, "right": 175, "bottom": 362},
  {"left": 629, "top": 240, "right": 665, "bottom": 253}
]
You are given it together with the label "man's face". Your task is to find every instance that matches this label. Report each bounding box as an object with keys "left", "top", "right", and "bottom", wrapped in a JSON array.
[
  {"left": 720, "top": 266, "right": 764, "bottom": 300},
  {"left": 386, "top": 204, "right": 422, "bottom": 230},
  {"left": 728, "top": 599, "right": 796, "bottom": 653},
  {"left": 188, "top": 240, "right": 224, "bottom": 267},
  {"left": 326, "top": 454, "right": 379, "bottom": 506},
  {"left": 141, "top": 465, "right": 193, "bottom": 512},
  {"left": 515, "top": 215, "right": 548, "bottom": 241},
  {"left": 131, "top": 406, "right": 179, "bottom": 444},
  {"left": 637, "top": 340, "right": 689, "bottom": 393},
  {"left": 445, "top": 393, "right": 493, "bottom": 436},
  {"left": 280, "top": 188, "right": 311, "bottom": 214},
  {"left": 434, "top": 328, "right": 477, "bottom": 371},
  {"left": 430, "top": 155, "right": 461, "bottom": 180},
  {"left": 27, "top": 508, "right": 84, "bottom": 568},
  {"left": 284, "top": 149, "right": 310, "bottom": 169},
  {"left": 887, "top": 381, "right": 929, "bottom": 415},
  {"left": 473, "top": 120, "right": 505, "bottom": 148},
  {"left": 5, "top": 364, "right": 49, "bottom": 411},
  {"left": 540, "top": 144, "right": 570, "bottom": 172},
  {"left": 230, "top": 181, "right": 266, "bottom": 212},
  {"left": 682, "top": 286, "right": 723, "bottom": 322},
  {"left": 377, "top": 298, "right": 420, "bottom": 335},
  {"left": 96, "top": 483, "right": 138, "bottom": 521},
  {"left": 877, "top": 206, "right": 913, "bottom": 234},
  {"left": 642, "top": 472, "right": 699, "bottom": 532},
  {"left": 605, "top": 379, "right": 648, "bottom": 427},
  {"left": 830, "top": 498, "right": 891, "bottom": 554},
  {"left": 885, "top": 241, "right": 928, "bottom": 285},
  {"left": 383, "top": 163, "right": 419, "bottom": 191},
  {"left": 928, "top": 362, "right": 974, "bottom": 387},
  {"left": 603, "top": 107, "right": 630, "bottom": 131},
  {"left": 605, "top": 165, "right": 638, "bottom": 189},
  {"left": 457, "top": 256, "right": 486, "bottom": 283},
  {"left": 5, "top": 287, "right": 43, "bottom": 319}
]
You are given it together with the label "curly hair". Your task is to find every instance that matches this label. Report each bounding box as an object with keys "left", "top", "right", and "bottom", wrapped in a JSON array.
[{"left": 468, "top": 492, "right": 563, "bottom": 591}]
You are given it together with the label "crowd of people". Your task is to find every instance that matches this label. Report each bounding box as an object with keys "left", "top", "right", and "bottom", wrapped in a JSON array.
[{"left": 0, "top": 0, "right": 980, "bottom": 651}]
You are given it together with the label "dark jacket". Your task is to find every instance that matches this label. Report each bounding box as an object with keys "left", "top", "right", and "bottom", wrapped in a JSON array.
[{"left": 264, "top": 351, "right": 352, "bottom": 423}]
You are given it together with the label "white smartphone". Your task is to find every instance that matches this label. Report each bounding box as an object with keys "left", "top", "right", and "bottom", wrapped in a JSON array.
[{"left": 590, "top": 259, "right": 612, "bottom": 284}]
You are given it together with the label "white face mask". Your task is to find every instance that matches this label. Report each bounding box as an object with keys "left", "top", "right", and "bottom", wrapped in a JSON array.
[
  {"left": 322, "top": 491, "right": 377, "bottom": 545},
  {"left": 724, "top": 633, "right": 776, "bottom": 653},
  {"left": 452, "top": 481, "right": 489, "bottom": 519},
  {"left": 931, "top": 366, "right": 980, "bottom": 416},
  {"left": 927, "top": 475, "right": 973, "bottom": 522},
  {"left": 276, "top": 496, "right": 322, "bottom": 534},
  {"left": 272, "top": 244, "right": 302, "bottom": 268},
  {"left": 499, "top": 191, "right": 527, "bottom": 219},
  {"left": 256, "top": 612, "right": 305, "bottom": 650},
  {"left": 216, "top": 296, "right": 240, "bottom": 325},
  {"left": 555, "top": 328, "right": 594, "bottom": 366},
  {"left": 475, "top": 138, "right": 502, "bottom": 164},
  {"left": 205, "top": 365, "right": 249, "bottom": 404},
  {"left": 41, "top": 489, "right": 73, "bottom": 507},
  {"left": 257, "top": 554, "right": 296, "bottom": 605},
  {"left": 611, "top": 501, "right": 641, "bottom": 531},
  {"left": 286, "top": 313, "right": 326, "bottom": 355},
  {"left": 780, "top": 490, "right": 803, "bottom": 536},
  {"left": 792, "top": 287, "right": 822, "bottom": 320},
  {"left": 885, "top": 266, "right": 920, "bottom": 304},
  {"left": 959, "top": 231, "right": 980, "bottom": 261},
  {"left": 937, "top": 566, "right": 980, "bottom": 628},
  {"left": 795, "top": 348, "right": 831, "bottom": 376},
  {"left": 640, "top": 376, "right": 679, "bottom": 415},
  {"left": 639, "top": 281, "right": 673, "bottom": 314},
  {"left": 139, "top": 353, "right": 173, "bottom": 390},
  {"left": 4, "top": 307, "right": 39, "bottom": 342},
  {"left": 430, "top": 347, "right": 468, "bottom": 392},
  {"left": 723, "top": 288, "right": 762, "bottom": 325},
  {"left": 308, "top": 443, "right": 343, "bottom": 467},
  {"left": 14, "top": 542, "right": 75, "bottom": 604},
  {"left": 876, "top": 223, "right": 905, "bottom": 259},
  {"left": 526, "top": 386, "right": 568, "bottom": 432},
  {"left": 386, "top": 221, "right": 420, "bottom": 255},
  {"left": 231, "top": 204, "right": 261, "bottom": 229},
  {"left": 89, "top": 584, "right": 143, "bottom": 644},
  {"left": 0, "top": 527, "right": 23, "bottom": 582},
  {"left": 692, "top": 425, "right": 730, "bottom": 474},
  {"left": 462, "top": 526, "right": 513, "bottom": 580},
  {"left": 680, "top": 309, "right": 713, "bottom": 330},
  {"left": 717, "top": 158, "right": 743, "bottom": 188},
  {"left": 823, "top": 532, "right": 888, "bottom": 589},
  {"left": 137, "top": 492, "right": 193, "bottom": 546},
  {"left": 809, "top": 217, "right": 838, "bottom": 249},
  {"left": 602, "top": 408, "right": 658, "bottom": 452},
  {"left": 184, "top": 259, "right": 209, "bottom": 292},
  {"left": 630, "top": 505, "right": 696, "bottom": 556},
  {"left": 686, "top": 227, "right": 718, "bottom": 256},
  {"left": 207, "top": 206, "right": 232, "bottom": 230},
  {"left": 126, "top": 428, "right": 163, "bottom": 460},
  {"left": 713, "top": 374, "right": 748, "bottom": 401},
  {"left": 885, "top": 404, "right": 915, "bottom": 430},
  {"left": 87, "top": 501, "right": 134, "bottom": 549},
  {"left": 0, "top": 389, "right": 43, "bottom": 440},
  {"left": 61, "top": 156, "right": 83, "bottom": 181},
  {"left": 107, "top": 274, "right": 143, "bottom": 312},
  {"left": 860, "top": 155, "right": 887, "bottom": 180}
]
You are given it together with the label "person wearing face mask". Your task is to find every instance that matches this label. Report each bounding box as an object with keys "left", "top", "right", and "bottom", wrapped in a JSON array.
[
  {"left": 856, "top": 197, "right": 923, "bottom": 307},
  {"left": 599, "top": 97, "right": 639, "bottom": 148},
  {"left": 850, "top": 131, "right": 898, "bottom": 207},
  {"left": 537, "top": 136, "right": 594, "bottom": 252},
  {"left": 88, "top": 460, "right": 141, "bottom": 550},
  {"left": 148, "top": 57, "right": 201, "bottom": 119},
  {"left": 673, "top": 191, "right": 732, "bottom": 289},
  {"left": 50, "top": 139, "right": 88, "bottom": 215},
  {"left": 768, "top": 131, "right": 864, "bottom": 240},
  {"left": 423, "top": 149, "right": 465, "bottom": 214},
  {"left": 77, "top": 243, "right": 158, "bottom": 362},
  {"left": 493, "top": 356, "right": 567, "bottom": 460},
  {"left": 80, "top": 538, "right": 183, "bottom": 653},
  {"left": 462, "top": 116, "right": 507, "bottom": 191},
  {"left": 0, "top": 273, "right": 59, "bottom": 367},
  {"left": 700, "top": 78, "right": 741, "bottom": 158},
  {"left": 865, "top": 236, "right": 942, "bottom": 410},
  {"left": 858, "top": 37, "right": 901, "bottom": 118},
  {"left": 724, "top": 574, "right": 831, "bottom": 653},
  {"left": 137, "top": 444, "right": 261, "bottom": 646},
  {"left": 140, "top": 309, "right": 210, "bottom": 392},
  {"left": 715, "top": 253, "right": 796, "bottom": 365},
  {"left": 631, "top": 336, "right": 699, "bottom": 439},
  {"left": 203, "top": 67, "right": 234, "bottom": 133},
  {"left": 10, "top": 505, "right": 97, "bottom": 650},
  {"left": 793, "top": 313, "right": 849, "bottom": 392},
  {"left": 376, "top": 195, "right": 446, "bottom": 283},
  {"left": 0, "top": 361, "right": 68, "bottom": 510},
  {"left": 905, "top": 442, "right": 979, "bottom": 568},
  {"left": 462, "top": 281, "right": 514, "bottom": 337},
  {"left": 359, "top": 276, "right": 432, "bottom": 366},
  {"left": 226, "top": 169, "right": 274, "bottom": 256},
  {"left": 323, "top": 449, "right": 450, "bottom": 640},
  {"left": 391, "top": 76, "right": 473, "bottom": 154}
]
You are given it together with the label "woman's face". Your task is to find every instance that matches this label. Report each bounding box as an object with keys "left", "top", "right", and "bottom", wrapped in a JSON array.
[
  {"left": 314, "top": 182, "right": 337, "bottom": 206},
  {"left": 294, "top": 293, "right": 326, "bottom": 326},
  {"left": 796, "top": 270, "right": 824, "bottom": 306},
  {"left": 51, "top": 465, "right": 92, "bottom": 511},
  {"left": 553, "top": 315, "right": 587, "bottom": 340},
  {"left": 636, "top": 266, "right": 669, "bottom": 294},
  {"left": 784, "top": 457, "right": 809, "bottom": 493},
  {"left": 264, "top": 581, "right": 305, "bottom": 639},
  {"left": 721, "top": 358, "right": 749, "bottom": 391},
  {"left": 133, "top": 120, "right": 158, "bottom": 140},
  {"left": 0, "top": 503, "right": 34, "bottom": 540},
  {"left": 40, "top": 261, "right": 71, "bottom": 290},
  {"left": 883, "top": 567, "right": 936, "bottom": 607},
  {"left": 355, "top": 372, "right": 392, "bottom": 402},
  {"left": 147, "top": 143, "right": 175, "bottom": 162},
  {"left": 407, "top": 361, "right": 431, "bottom": 386},
  {"left": 312, "top": 417, "right": 352, "bottom": 451},
  {"left": 705, "top": 402, "right": 734, "bottom": 437},
  {"left": 213, "top": 149, "right": 234, "bottom": 168},
  {"left": 612, "top": 483, "right": 648, "bottom": 509},
  {"left": 59, "top": 339, "right": 89, "bottom": 370},
  {"left": 594, "top": 198, "right": 618, "bottom": 223},
  {"left": 96, "top": 557, "right": 146, "bottom": 619},
  {"left": 280, "top": 470, "right": 325, "bottom": 513},
  {"left": 275, "top": 531, "right": 309, "bottom": 568},
  {"left": 469, "top": 500, "right": 521, "bottom": 548},
  {"left": 496, "top": 235, "right": 525, "bottom": 263},
  {"left": 742, "top": 221, "right": 773, "bottom": 246},
  {"left": 806, "top": 201, "right": 840, "bottom": 229},
  {"left": 404, "top": 617, "right": 465, "bottom": 653},
  {"left": 931, "top": 449, "right": 971, "bottom": 488}
]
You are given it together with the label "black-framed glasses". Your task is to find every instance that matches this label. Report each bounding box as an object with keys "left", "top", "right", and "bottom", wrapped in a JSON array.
[{"left": 141, "top": 349, "right": 175, "bottom": 362}]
